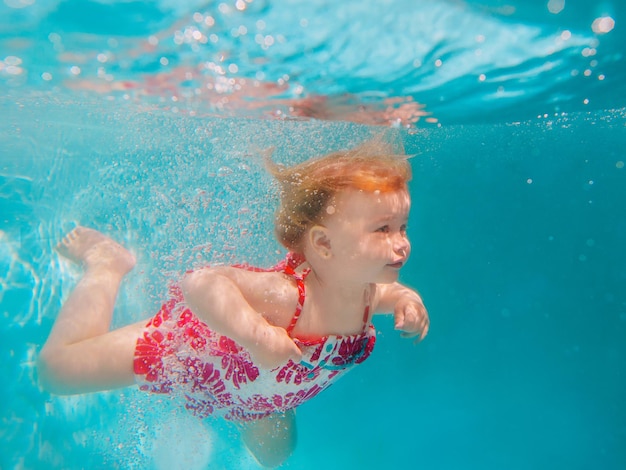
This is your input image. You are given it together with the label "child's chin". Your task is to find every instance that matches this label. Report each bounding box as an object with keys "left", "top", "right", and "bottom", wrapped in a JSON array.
[{"left": 377, "top": 271, "right": 400, "bottom": 284}]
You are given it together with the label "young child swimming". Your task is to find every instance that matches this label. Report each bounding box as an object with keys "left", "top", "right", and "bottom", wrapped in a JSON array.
[{"left": 38, "top": 139, "right": 430, "bottom": 468}]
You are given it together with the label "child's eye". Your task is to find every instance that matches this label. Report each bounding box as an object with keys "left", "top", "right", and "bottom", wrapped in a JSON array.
[
  {"left": 400, "top": 224, "right": 408, "bottom": 234},
  {"left": 375, "top": 225, "right": 390, "bottom": 233}
]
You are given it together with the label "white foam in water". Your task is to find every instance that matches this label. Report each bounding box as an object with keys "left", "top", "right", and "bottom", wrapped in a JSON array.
[{"left": 150, "top": 414, "right": 214, "bottom": 470}]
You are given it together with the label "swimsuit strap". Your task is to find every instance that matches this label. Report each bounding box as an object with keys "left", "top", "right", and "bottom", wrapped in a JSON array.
[
  {"left": 362, "top": 304, "right": 371, "bottom": 327},
  {"left": 282, "top": 253, "right": 373, "bottom": 336},
  {"left": 361, "top": 285, "right": 373, "bottom": 331},
  {"left": 285, "top": 272, "right": 307, "bottom": 335},
  {"left": 282, "top": 253, "right": 309, "bottom": 336}
]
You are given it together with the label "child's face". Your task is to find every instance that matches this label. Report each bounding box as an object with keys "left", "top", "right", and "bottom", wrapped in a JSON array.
[{"left": 323, "top": 187, "right": 411, "bottom": 284}]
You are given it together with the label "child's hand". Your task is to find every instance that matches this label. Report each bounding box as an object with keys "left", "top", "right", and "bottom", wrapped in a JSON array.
[
  {"left": 393, "top": 296, "right": 429, "bottom": 342},
  {"left": 247, "top": 324, "right": 303, "bottom": 370}
]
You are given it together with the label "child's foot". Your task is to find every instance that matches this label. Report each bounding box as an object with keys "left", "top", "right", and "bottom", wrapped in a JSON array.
[{"left": 56, "top": 226, "right": 136, "bottom": 276}]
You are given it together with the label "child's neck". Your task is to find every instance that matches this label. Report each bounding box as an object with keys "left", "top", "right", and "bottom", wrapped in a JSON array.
[{"left": 303, "top": 268, "right": 372, "bottom": 335}]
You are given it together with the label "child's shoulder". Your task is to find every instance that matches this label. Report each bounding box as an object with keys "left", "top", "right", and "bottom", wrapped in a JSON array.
[
  {"left": 200, "top": 264, "right": 291, "bottom": 290},
  {"left": 214, "top": 265, "right": 301, "bottom": 328}
]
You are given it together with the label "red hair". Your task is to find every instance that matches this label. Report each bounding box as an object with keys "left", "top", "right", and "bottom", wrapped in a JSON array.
[{"left": 267, "top": 137, "right": 411, "bottom": 252}]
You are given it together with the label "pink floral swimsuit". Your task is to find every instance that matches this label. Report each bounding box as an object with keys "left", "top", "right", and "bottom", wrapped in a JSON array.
[{"left": 133, "top": 254, "right": 377, "bottom": 422}]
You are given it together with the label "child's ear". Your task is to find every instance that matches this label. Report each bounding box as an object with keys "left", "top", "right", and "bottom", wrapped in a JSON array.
[{"left": 309, "top": 225, "right": 332, "bottom": 259}]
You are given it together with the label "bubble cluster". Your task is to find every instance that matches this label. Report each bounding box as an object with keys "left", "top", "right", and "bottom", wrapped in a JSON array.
[{"left": 0, "top": 55, "right": 24, "bottom": 76}]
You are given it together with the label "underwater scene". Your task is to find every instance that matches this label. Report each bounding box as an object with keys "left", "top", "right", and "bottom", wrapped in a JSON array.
[{"left": 1, "top": 0, "right": 625, "bottom": 469}]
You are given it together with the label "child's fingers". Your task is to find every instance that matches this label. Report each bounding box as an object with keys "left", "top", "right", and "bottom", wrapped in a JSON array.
[
  {"left": 400, "top": 319, "right": 429, "bottom": 341},
  {"left": 419, "top": 321, "right": 429, "bottom": 341},
  {"left": 290, "top": 341, "right": 303, "bottom": 363},
  {"left": 396, "top": 303, "right": 429, "bottom": 341},
  {"left": 252, "top": 327, "right": 303, "bottom": 368},
  {"left": 279, "top": 331, "right": 302, "bottom": 363},
  {"left": 394, "top": 311, "right": 405, "bottom": 330},
  {"left": 394, "top": 304, "right": 417, "bottom": 329}
]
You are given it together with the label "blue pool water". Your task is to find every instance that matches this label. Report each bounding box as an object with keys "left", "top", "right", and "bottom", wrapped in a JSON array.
[{"left": 1, "top": 1, "right": 625, "bottom": 469}]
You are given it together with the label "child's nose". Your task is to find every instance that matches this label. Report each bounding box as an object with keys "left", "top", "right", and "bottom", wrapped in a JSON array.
[{"left": 393, "top": 233, "right": 410, "bottom": 256}]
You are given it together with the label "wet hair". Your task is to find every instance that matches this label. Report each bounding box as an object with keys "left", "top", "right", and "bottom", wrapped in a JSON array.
[{"left": 267, "top": 135, "right": 412, "bottom": 253}]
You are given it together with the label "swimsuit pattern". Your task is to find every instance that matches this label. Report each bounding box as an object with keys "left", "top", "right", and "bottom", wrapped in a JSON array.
[{"left": 133, "top": 255, "right": 377, "bottom": 422}]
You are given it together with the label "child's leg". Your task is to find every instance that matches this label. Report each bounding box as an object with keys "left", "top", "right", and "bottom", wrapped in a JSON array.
[
  {"left": 38, "top": 226, "right": 142, "bottom": 394},
  {"left": 239, "top": 409, "right": 297, "bottom": 468}
]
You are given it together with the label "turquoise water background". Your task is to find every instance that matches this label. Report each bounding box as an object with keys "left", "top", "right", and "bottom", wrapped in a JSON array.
[{"left": 2, "top": 0, "right": 626, "bottom": 468}]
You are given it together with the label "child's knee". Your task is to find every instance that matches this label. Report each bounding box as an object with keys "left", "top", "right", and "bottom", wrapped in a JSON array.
[
  {"left": 37, "top": 347, "right": 66, "bottom": 394},
  {"left": 250, "top": 442, "right": 295, "bottom": 468},
  {"left": 37, "top": 345, "right": 87, "bottom": 395},
  {"left": 241, "top": 410, "right": 297, "bottom": 468}
]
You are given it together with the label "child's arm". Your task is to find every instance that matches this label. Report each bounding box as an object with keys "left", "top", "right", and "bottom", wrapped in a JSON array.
[
  {"left": 374, "top": 282, "right": 429, "bottom": 341},
  {"left": 181, "top": 267, "right": 302, "bottom": 369}
]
